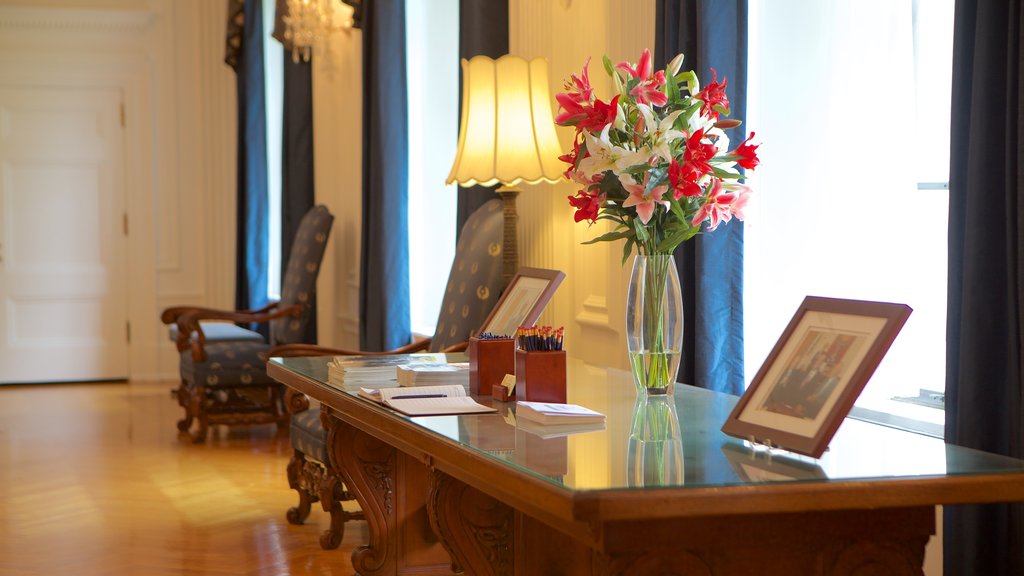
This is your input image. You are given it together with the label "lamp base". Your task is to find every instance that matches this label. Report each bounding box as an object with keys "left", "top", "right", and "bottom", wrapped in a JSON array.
[{"left": 495, "top": 186, "right": 520, "bottom": 288}]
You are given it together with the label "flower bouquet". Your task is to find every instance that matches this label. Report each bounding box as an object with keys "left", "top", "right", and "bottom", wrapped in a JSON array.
[{"left": 555, "top": 48, "right": 760, "bottom": 394}]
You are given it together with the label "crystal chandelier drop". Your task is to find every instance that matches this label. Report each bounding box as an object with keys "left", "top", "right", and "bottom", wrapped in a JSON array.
[{"left": 283, "top": 0, "right": 354, "bottom": 63}]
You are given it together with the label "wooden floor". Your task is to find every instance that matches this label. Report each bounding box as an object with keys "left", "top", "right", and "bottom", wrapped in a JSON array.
[{"left": 0, "top": 380, "right": 366, "bottom": 576}]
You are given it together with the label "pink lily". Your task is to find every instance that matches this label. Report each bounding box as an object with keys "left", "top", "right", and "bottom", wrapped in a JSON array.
[
  {"left": 619, "top": 172, "right": 669, "bottom": 225},
  {"left": 692, "top": 179, "right": 750, "bottom": 231},
  {"left": 615, "top": 48, "right": 668, "bottom": 107}
]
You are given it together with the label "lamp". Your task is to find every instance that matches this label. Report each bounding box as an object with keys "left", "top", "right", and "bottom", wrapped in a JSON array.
[
  {"left": 282, "top": 0, "right": 355, "bottom": 63},
  {"left": 446, "top": 55, "right": 564, "bottom": 287}
]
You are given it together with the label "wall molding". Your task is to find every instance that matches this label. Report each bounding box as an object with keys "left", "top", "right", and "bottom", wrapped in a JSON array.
[{"left": 0, "top": 6, "right": 155, "bottom": 31}]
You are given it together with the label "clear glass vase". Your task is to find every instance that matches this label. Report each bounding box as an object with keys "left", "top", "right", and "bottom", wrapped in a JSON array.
[
  {"left": 626, "top": 254, "right": 683, "bottom": 396},
  {"left": 627, "top": 394, "right": 684, "bottom": 487}
]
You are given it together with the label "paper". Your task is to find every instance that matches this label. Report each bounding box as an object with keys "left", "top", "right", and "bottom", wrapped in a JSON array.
[
  {"left": 358, "top": 384, "right": 496, "bottom": 416},
  {"left": 514, "top": 401, "right": 605, "bottom": 425}
]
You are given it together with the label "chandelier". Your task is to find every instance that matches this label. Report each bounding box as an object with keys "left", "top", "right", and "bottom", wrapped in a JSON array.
[{"left": 283, "top": 0, "right": 355, "bottom": 63}]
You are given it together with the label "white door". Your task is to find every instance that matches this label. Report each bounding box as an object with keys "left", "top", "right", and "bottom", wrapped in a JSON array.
[{"left": 0, "top": 86, "right": 128, "bottom": 383}]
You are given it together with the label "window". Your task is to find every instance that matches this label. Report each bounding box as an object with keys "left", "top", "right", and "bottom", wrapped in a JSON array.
[
  {"left": 744, "top": 0, "right": 954, "bottom": 435},
  {"left": 263, "top": 0, "right": 284, "bottom": 300},
  {"left": 405, "top": 0, "right": 460, "bottom": 336}
]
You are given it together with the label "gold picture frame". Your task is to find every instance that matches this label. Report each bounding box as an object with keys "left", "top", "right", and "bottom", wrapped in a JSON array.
[{"left": 477, "top": 268, "right": 565, "bottom": 337}]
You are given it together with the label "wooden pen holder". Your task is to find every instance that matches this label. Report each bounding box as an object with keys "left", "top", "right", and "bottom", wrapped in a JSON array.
[
  {"left": 514, "top": 349, "right": 567, "bottom": 403},
  {"left": 468, "top": 336, "right": 515, "bottom": 396}
]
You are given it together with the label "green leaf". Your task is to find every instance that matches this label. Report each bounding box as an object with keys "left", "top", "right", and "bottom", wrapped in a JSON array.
[
  {"left": 667, "top": 68, "right": 681, "bottom": 102},
  {"left": 677, "top": 70, "right": 699, "bottom": 94},
  {"left": 581, "top": 230, "right": 633, "bottom": 245},
  {"left": 602, "top": 55, "right": 615, "bottom": 77},
  {"left": 622, "top": 237, "right": 635, "bottom": 265},
  {"left": 711, "top": 166, "right": 743, "bottom": 180}
]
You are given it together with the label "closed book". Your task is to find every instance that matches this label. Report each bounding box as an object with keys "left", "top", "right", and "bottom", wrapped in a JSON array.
[
  {"left": 514, "top": 401, "right": 605, "bottom": 425},
  {"left": 396, "top": 362, "right": 470, "bottom": 386}
]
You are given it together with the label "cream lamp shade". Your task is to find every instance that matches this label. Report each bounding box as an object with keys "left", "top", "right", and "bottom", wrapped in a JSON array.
[
  {"left": 447, "top": 55, "right": 563, "bottom": 285},
  {"left": 447, "top": 55, "right": 564, "bottom": 187}
]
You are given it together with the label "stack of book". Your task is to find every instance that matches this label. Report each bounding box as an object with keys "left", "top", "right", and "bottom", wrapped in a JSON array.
[
  {"left": 327, "top": 353, "right": 464, "bottom": 386},
  {"left": 396, "top": 362, "right": 470, "bottom": 387}
]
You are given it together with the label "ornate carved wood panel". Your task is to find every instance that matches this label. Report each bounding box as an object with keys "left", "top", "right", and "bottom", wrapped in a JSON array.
[{"left": 427, "top": 469, "right": 514, "bottom": 576}]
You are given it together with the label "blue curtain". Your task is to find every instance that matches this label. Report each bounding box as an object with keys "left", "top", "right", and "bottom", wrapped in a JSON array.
[
  {"left": 654, "top": 0, "right": 746, "bottom": 395},
  {"left": 454, "top": 0, "right": 507, "bottom": 236},
  {"left": 281, "top": 51, "right": 318, "bottom": 343},
  {"left": 232, "top": 0, "right": 270, "bottom": 318},
  {"left": 944, "top": 1, "right": 1024, "bottom": 574},
  {"left": 359, "top": 0, "right": 411, "bottom": 351}
]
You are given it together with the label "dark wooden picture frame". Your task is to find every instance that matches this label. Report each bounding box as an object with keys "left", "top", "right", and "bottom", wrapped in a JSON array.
[
  {"left": 721, "top": 296, "right": 912, "bottom": 458},
  {"left": 477, "top": 267, "right": 565, "bottom": 337}
]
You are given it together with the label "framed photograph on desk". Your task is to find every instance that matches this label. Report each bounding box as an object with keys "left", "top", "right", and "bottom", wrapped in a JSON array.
[
  {"left": 722, "top": 296, "right": 912, "bottom": 458},
  {"left": 478, "top": 268, "right": 565, "bottom": 337}
]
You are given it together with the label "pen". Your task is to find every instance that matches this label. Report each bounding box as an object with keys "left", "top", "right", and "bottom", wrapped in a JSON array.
[{"left": 391, "top": 394, "right": 448, "bottom": 399}]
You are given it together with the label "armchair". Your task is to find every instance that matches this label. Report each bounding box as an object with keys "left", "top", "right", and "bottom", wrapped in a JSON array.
[
  {"left": 162, "top": 205, "right": 334, "bottom": 443},
  {"left": 271, "top": 198, "right": 505, "bottom": 549}
]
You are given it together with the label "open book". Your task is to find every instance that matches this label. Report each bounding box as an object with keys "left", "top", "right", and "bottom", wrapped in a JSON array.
[
  {"left": 514, "top": 401, "right": 606, "bottom": 425},
  {"left": 358, "top": 384, "right": 497, "bottom": 416}
]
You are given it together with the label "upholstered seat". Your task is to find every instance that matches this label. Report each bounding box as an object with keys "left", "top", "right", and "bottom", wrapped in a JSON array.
[
  {"left": 274, "top": 198, "right": 505, "bottom": 550},
  {"left": 162, "top": 205, "right": 334, "bottom": 443}
]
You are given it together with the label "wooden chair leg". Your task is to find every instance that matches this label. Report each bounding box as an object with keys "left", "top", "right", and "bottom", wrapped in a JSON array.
[
  {"left": 189, "top": 383, "right": 209, "bottom": 443},
  {"left": 175, "top": 379, "right": 193, "bottom": 433},
  {"left": 286, "top": 449, "right": 315, "bottom": 525},
  {"left": 318, "top": 469, "right": 365, "bottom": 550}
]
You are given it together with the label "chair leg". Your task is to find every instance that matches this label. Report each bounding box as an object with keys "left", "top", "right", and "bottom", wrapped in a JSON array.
[
  {"left": 189, "top": 383, "right": 209, "bottom": 443},
  {"left": 286, "top": 449, "right": 316, "bottom": 525},
  {"left": 318, "top": 472, "right": 346, "bottom": 550},
  {"left": 318, "top": 468, "right": 365, "bottom": 550},
  {"left": 175, "top": 379, "right": 193, "bottom": 433}
]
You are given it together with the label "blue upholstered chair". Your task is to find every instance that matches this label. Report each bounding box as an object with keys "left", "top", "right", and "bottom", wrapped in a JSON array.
[
  {"left": 161, "top": 205, "right": 334, "bottom": 443},
  {"left": 270, "top": 198, "right": 506, "bottom": 549}
]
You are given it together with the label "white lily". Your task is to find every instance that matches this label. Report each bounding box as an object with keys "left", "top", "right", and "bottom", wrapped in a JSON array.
[
  {"left": 637, "top": 104, "right": 686, "bottom": 163},
  {"left": 578, "top": 125, "right": 649, "bottom": 177}
]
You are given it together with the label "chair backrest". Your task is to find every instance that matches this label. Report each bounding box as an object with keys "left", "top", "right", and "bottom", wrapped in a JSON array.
[
  {"left": 270, "top": 205, "right": 335, "bottom": 346},
  {"left": 428, "top": 199, "right": 505, "bottom": 352}
]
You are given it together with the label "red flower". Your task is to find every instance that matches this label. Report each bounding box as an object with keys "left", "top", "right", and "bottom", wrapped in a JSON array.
[
  {"left": 728, "top": 132, "right": 760, "bottom": 170},
  {"left": 568, "top": 190, "right": 603, "bottom": 224},
  {"left": 615, "top": 48, "right": 668, "bottom": 107},
  {"left": 696, "top": 69, "right": 730, "bottom": 120},
  {"left": 683, "top": 129, "right": 717, "bottom": 176},
  {"left": 562, "top": 57, "right": 594, "bottom": 106},
  {"left": 669, "top": 158, "right": 703, "bottom": 199},
  {"left": 578, "top": 95, "right": 619, "bottom": 132}
]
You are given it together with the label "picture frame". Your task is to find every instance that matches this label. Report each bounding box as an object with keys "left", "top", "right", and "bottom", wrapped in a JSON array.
[
  {"left": 476, "top": 267, "right": 565, "bottom": 338},
  {"left": 720, "top": 442, "right": 827, "bottom": 483},
  {"left": 721, "top": 296, "right": 912, "bottom": 458}
]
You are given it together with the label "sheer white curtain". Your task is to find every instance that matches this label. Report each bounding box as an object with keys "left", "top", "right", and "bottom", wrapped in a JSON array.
[{"left": 745, "top": 0, "right": 951, "bottom": 424}]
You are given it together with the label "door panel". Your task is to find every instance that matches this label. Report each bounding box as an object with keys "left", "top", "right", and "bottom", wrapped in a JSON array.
[{"left": 0, "top": 87, "right": 127, "bottom": 383}]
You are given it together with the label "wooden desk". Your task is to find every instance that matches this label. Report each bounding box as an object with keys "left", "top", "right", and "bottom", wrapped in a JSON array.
[{"left": 268, "top": 357, "right": 1024, "bottom": 576}]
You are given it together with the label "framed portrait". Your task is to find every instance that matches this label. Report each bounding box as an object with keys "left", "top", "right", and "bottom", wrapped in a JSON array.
[
  {"left": 476, "top": 268, "right": 565, "bottom": 337},
  {"left": 721, "top": 296, "right": 912, "bottom": 458}
]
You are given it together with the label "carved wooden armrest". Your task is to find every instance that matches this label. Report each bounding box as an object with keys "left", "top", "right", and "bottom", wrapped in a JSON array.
[
  {"left": 160, "top": 302, "right": 277, "bottom": 326},
  {"left": 284, "top": 387, "right": 311, "bottom": 415},
  {"left": 265, "top": 338, "right": 433, "bottom": 359},
  {"left": 178, "top": 304, "right": 302, "bottom": 361}
]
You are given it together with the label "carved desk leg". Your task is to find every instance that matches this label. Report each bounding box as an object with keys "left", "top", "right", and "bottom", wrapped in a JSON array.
[
  {"left": 427, "top": 468, "right": 514, "bottom": 576},
  {"left": 328, "top": 414, "right": 398, "bottom": 576}
]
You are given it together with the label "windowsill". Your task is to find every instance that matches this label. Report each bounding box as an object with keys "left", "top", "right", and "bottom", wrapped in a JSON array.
[{"left": 848, "top": 405, "right": 944, "bottom": 439}]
